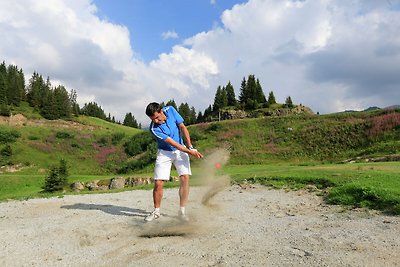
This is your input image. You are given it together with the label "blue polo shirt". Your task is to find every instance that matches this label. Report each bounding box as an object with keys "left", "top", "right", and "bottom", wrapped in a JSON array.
[{"left": 149, "top": 106, "right": 184, "bottom": 151}]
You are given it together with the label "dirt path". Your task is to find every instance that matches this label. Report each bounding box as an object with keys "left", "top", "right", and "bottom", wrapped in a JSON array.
[{"left": 1, "top": 183, "right": 399, "bottom": 267}]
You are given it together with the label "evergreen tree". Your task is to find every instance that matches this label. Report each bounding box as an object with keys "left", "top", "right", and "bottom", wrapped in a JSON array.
[
  {"left": 189, "top": 106, "right": 197, "bottom": 125},
  {"left": 238, "top": 77, "right": 247, "bottom": 105},
  {"left": 53, "top": 85, "right": 71, "bottom": 118},
  {"left": 197, "top": 111, "right": 204, "bottom": 123},
  {"left": 203, "top": 105, "right": 213, "bottom": 121},
  {"left": 178, "top": 102, "right": 191, "bottom": 124},
  {"left": 225, "top": 81, "right": 237, "bottom": 107},
  {"left": 81, "top": 102, "right": 107, "bottom": 120},
  {"left": 255, "top": 78, "right": 266, "bottom": 104},
  {"left": 69, "top": 89, "right": 80, "bottom": 116},
  {"left": 213, "top": 86, "right": 228, "bottom": 111},
  {"left": 165, "top": 99, "right": 178, "bottom": 109},
  {"left": 0, "top": 72, "right": 10, "bottom": 116},
  {"left": 285, "top": 96, "right": 294, "bottom": 108},
  {"left": 123, "top": 112, "right": 139, "bottom": 128},
  {"left": 6, "top": 65, "right": 25, "bottom": 106},
  {"left": 267, "top": 91, "right": 277, "bottom": 105},
  {"left": 41, "top": 92, "right": 57, "bottom": 119},
  {"left": 27, "top": 72, "right": 47, "bottom": 109},
  {"left": 42, "top": 159, "right": 69, "bottom": 192}
]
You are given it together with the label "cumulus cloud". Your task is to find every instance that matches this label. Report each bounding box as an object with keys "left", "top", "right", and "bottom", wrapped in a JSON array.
[
  {"left": 161, "top": 30, "right": 179, "bottom": 40},
  {"left": 1, "top": 0, "right": 399, "bottom": 124}
]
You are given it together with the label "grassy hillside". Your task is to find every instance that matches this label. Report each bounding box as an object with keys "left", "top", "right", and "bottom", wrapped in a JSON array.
[
  {"left": 190, "top": 108, "right": 400, "bottom": 164},
  {"left": 1, "top": 109, "right": 142, "bottom": 175},
  {"left": 1, "top": 106, "right": 400, "bottom": 214}
]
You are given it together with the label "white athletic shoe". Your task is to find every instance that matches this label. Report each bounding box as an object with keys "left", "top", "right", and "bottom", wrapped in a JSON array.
[
  {"left": 178, "top": 210, "right": 189, "bottom": 222},
  {"left": 144, "top": 210, "right": 160, "bottom": 222}
]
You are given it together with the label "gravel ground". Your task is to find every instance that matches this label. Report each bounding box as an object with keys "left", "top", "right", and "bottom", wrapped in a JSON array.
[{"left": 1, "top": 183, "right": 399, "bottom": 267}]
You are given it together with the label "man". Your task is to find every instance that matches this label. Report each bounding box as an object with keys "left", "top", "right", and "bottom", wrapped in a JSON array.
[{"left": 144, "top": 102, "right": 203, "bottom": 222}]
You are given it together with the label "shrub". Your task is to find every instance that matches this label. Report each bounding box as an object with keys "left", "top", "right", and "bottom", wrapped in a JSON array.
[
  {"left": 1, "top": 145, "right": 12, "bottom": 157},
  {"left": 42, "top": 159, "right": 69, "bottom": 192},
  {"left": 0, "top": 104, "right": 11, "bottom": 116},
  {"left": 0, "top": 129, "right": 21, "bottom": 144},
  {"left": 55, "top": 131, "right": 74, "bottom": 139},
  {"left": 111, "top": 132, "right": 125, "bottom": 145},
  {"left": 124, "top": 131, "right": 155, "bottom": 156}
]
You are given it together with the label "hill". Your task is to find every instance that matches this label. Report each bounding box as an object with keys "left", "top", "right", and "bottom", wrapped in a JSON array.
[
  {"left": 1, "top": 106, "right": 400, "bottom": 175},
  {"left": 0, "top": 112, "right": 142, "bottom": 175},
  {"left": 189, "top": 108, "right": 400, "bottom": 164}
]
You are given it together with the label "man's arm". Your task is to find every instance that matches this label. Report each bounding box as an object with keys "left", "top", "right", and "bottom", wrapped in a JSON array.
[
  {"left": 163, "top": 123, "right": 203, "bottom": 158},
  {"left": 179, "top": 122, "right": 193, "bottom": 149}
]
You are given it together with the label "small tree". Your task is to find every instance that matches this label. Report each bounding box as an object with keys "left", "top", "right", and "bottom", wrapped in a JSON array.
[
  {"left": 285, "top": 96, "right": 294, "bottom": 108},
  {"left": 43, "top": 159, "right": 69, "bottom": 192},
  {"left": 267, "top": 91, "right": 276, "bottom": 105}
]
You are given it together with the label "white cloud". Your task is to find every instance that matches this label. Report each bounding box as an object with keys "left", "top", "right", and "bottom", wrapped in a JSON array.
[
  {"left": 161, "top": 30, "right": 179, "bottom": 40},
  {"left": 1, "top": 0, "right": 399, "bottom": 125}
]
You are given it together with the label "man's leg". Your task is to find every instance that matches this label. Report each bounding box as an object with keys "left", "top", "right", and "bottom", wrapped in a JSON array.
[
  {"left": 145, "top": 180, "right": 164, "bottom": 222},
  {"left": 179, "top": 174, "right": 189, "bottom": 208},
  {"left": 153, "top": 180, "right": 164, "bottom": 208}
]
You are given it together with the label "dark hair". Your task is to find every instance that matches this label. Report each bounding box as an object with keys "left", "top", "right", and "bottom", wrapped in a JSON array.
[{"left": 145, "top": 102, "right": 162, "bottom": 117}]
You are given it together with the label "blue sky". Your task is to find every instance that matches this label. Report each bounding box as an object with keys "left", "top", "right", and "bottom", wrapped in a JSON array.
[
  {"left": 1, "top": 0, "right": 400, "bottom": 124},
  {"left": 94, "top": 0, "right": 246, "bottom": 62}
]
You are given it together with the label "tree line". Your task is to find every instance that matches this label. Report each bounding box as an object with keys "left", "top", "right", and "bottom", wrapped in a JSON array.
[
  {"left": 1, "top": 60, "right": 296, "bottom": 127},
  {"left": 162, "top": 74, "right": 295, "bottom": 125},
  {"left": 0, "top": 61, "right": 140, "bottom": 128}
]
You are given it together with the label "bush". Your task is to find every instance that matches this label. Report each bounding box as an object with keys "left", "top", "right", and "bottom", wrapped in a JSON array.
[
  {"left": 0, "top": 104, "right": 11, "bottom": 116},
  {"left": 42, "top": 159, "right": 69, "bottom": 192},
  {"left": 1, "top": 145, "right": 12, "bottom": 157},
  {"left": 0, "top": 129, "right": 21, "bottom": 144},
  {"left": 56, "top": 131, "right": 74, "bottom": 139},
  {"left": 124, "top": 131, "right": 155, "bottom": 156},
  {"left": 111, "top": 132, "right": 125, "bottom": 145}
]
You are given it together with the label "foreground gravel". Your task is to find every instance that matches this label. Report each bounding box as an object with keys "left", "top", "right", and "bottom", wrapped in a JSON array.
[{"left": 1, "top": 184, "right": 399, "bottom": 267}]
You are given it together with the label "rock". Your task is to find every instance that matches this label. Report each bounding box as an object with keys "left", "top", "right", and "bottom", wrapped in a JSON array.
[
  {"left": 109, "top": 177, "right": 125, "bottom": 189},
  {"left": 86, "top": 181, "right": 99, "bottom": 191},
  {"left": 70, "top": 182, "right": 85, "bottom": 192},
  {"left": 125, "top": 177, "right": 152, "bottom": 187}
]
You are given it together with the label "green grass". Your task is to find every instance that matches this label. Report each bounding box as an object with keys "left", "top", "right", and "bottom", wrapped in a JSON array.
[
  {"left": 74, "top": 116, "right": 142, "bottom": 136},
  {"left": 225, "top": 162, "right": 400, "bottom": 214}
]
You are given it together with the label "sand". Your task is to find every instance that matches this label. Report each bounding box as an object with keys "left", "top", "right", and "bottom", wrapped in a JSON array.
[
  {"left": 1, "top": 149, "right": 399, "bottom": 266},
  {"left": 1, "top": 184, "right": 399, "bottom": 267}
]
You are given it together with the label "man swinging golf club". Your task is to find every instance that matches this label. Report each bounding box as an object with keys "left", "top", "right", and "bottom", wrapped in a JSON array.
[{"left": 144, "top": 102, "right": 203, "bottom": 222}]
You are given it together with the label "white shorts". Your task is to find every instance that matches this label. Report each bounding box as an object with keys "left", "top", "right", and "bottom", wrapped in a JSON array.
[{"left": 154, "top": 149, "right": 191, "bottom": 180}]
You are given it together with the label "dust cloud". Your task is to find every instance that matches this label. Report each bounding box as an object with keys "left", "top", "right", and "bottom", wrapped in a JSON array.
[{"left": 139, "top": 148, "right": 231, "bottom": 238}]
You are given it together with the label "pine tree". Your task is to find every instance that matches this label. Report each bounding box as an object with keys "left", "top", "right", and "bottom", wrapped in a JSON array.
[
  {"left": 6, "top": 64, "right": 24, "bottom": 106},
  {"left": 267, "top": 91, "right": 276, "bottom": 105},
  {"left": 0, "top": 72, "right": 10, "bottom": 116},
  {"left": 53, "top": 85, "right": 71, "bottom": 118},
  {"left": 178, "top": 102, "right": 191, "bottom": 124},
  {"left": 81, "top": 102, "right": 107, "bottom": 120},
  {"left": 238, "top": 77, "right": 247, "bottom": 105},
  {"left": 285, "top": 96, "right": 294, "bottom": 108},
  {"left": 189, "top": 106, "right": 197, "bottom": 125},
  {"left": 165, "top": 99, "right": 178, "bottom": 109},
  {"left": 197, "top": 111, "right": 204, "bottom": 123},
  {"left": 42, "top": 159, "right": 69, "bottom": 192},
  {"left": 123, "top": 112, "right": 139, "bottom": 128},
  {"left": 225, "top": 81, "right": 237, "bottom": 107},
  {"left": 213, "top": 86, "right": 227, "bottom": 111},
  {"left": 69, "top": 89, "right": 80, "bottom": 116},
  {"left": 255, "top": 78, "right": 266, "bottom": 104}
]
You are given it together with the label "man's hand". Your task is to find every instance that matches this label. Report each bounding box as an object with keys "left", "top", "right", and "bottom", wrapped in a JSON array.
[{"left": 188, "top": 148, "right": 204, "bottom": 158}]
